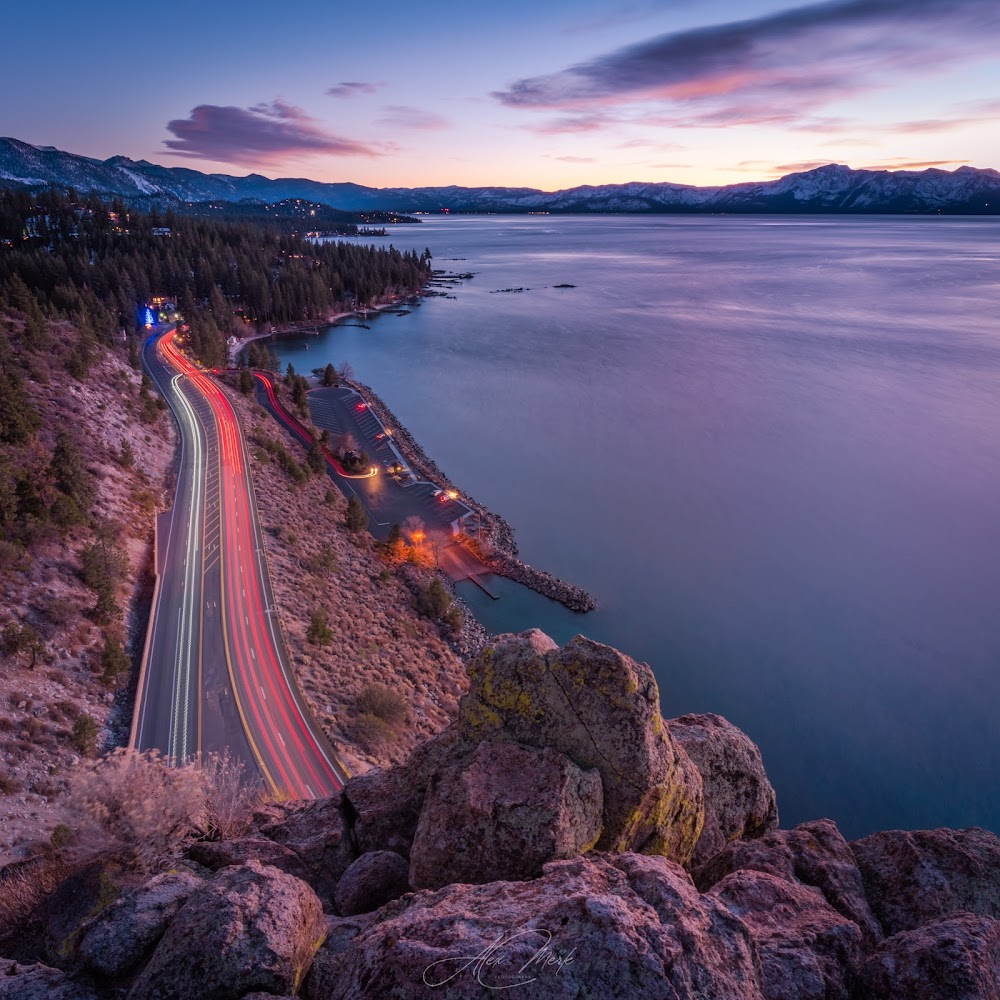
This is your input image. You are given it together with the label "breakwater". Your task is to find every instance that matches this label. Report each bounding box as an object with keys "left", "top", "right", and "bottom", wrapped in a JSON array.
[{"left": 344, "top": 376, "right": 596, "bottom": 614}]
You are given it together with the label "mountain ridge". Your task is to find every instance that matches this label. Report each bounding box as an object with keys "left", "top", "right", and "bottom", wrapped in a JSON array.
[{"left": 2, "top": 136, "right": 998, "bottom": 214}]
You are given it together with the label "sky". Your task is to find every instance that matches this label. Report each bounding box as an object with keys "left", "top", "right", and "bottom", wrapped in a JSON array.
[{"left": 2, "top": 0, "right": 998, "bottom": 189}]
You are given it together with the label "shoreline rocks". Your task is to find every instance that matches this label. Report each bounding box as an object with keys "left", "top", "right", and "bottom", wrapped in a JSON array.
[
  {"left": 484, "top": 551, "right": 597, "bottom": 612},
  {"left": 669, "top": 713, "right": 779, "bottom": 867},
  {"left": 850, "top": 826, "right": 1000, "bottom": 936},
  {"left": 5, "top": 628, "right": 1000, "bottom": 999}
]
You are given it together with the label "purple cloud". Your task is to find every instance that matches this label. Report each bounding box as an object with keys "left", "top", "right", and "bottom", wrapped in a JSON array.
[
  {"left": 164, "top": 100, "right": 378, "bottom": 164},
  {"left": 376, "top": 105, "right": 450, "bottom": 130},
  {"left": 326, "top": 81, "right": 381, "bottom": 98},
  {"left": 494, "top": 0, "right": 1000, "bottom": 130},
  {"left": 858, "top": 158, "right": 970, "bottom": 170},
  {"left": 528, "top": 114, "right": 613, "bottom": 135}
]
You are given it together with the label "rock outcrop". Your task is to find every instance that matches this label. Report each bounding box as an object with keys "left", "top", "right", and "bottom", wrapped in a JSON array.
[
  {"left": 6, "top": 626, "right": 1000, "bottom": 1000},
  {"left": 128, "top": 861, "right": 325, "bottom": 1000},
  {"left": 344, "top": 727, "right": 472, "bottom": 858},
  {"left": 668, "top": 712, "right": 778, "bottom": 866},
  {"left": 707, "top": 870, "right": 864, "bottom": 1000},
  {"left": 334, "top": 851, "right": 410, "bottom": 917},
  {"left": 695, "top": 819, "right": 884, "bottom": 948},
  {"left": 77, "top": 871, "right": 202, "bottom": 978},
  {"left": 858, "top": 912, "right": 1000, "bottom": 999},
  {"left": 0, "top": 959, "right": 96, "bottom": 1000},
  {"left": 187, "top": 837, "right": 305, "bottom": 877},
  {"left": 409, "top": 741, "right": 603, "bottom": 889},
  {"left": 458, "top": 630, "right": 705, "bottom": 863},
  {"left": 249, "top": 795, "right": 357, "bottom": 906},
  {"left": 850, "top": 826, "right": 1000, "bottom": 936},
  {"left": 306, "top": 853, "right": 764, "bottom": 1000}
]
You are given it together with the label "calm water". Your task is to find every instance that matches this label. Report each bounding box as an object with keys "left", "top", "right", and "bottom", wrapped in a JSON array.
[{"left": 274, "top": 215, "right": 1000, "bottom": 839}]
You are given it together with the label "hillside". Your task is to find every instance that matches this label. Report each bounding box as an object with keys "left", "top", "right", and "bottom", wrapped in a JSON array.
[
  {"left": 0, "top": 310, "right": 175, "bottom": 861},
  {"left": 3, "top": 137, "right": 999, "bottom": 214},
  {"left": 0, "top": 190, "right": 441, "bottom": 860}
]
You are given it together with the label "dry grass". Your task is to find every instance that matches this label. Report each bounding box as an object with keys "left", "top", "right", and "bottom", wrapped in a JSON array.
[{"left": 227, "top": 388, "right": 469, "bottom": 773}]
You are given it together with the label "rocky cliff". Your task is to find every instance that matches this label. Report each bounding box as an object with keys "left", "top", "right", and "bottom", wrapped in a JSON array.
[{"left": 2, "top": 630, "right": 999, "bottom": 999}]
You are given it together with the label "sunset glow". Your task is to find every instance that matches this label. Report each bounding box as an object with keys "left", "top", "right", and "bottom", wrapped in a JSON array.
[{"left": 2, "top": 0, "right": 997, "bottom": 188}]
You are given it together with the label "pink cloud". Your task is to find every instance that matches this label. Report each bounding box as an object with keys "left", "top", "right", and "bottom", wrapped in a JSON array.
[
  {"left": 164, "top": 100, "right": 378, "bottom": 164},
  {"left": 376, "top": 105, "right": 451, "bottom": 130},
  {"left": 494, "top": 0, "right": 1000, "bottom": 133}
]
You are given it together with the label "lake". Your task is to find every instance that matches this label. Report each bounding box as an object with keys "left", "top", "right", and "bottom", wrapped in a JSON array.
[{"left": 271, "top": 214, "right": 1000, "bottom": 840}]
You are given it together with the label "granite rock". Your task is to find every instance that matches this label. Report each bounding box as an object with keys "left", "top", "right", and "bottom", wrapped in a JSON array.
[
  {"left": 305, "top": 852, "right": 763, "bottom": 1000},
  {"left": 709, "top": 869, "right": 864, "bottom": 1000},
  {"left": 409, "top": 741, "right": 603, "bottom": 889},
  {"left": 128, "top": 861, "right": 325, "bottom": 1000},
  {"left": 334, "top": 851, "right": 410, "bottom": 917},
  {"left": 77, "top": 870, "right": 202, "bottom": 978},
  {"left": 857, "top": 912, "right": 1000, "bottom": 999},
  {"left": 851, "top": 827, "right": 1000, "bottom": 935},
  {"left": 668, "top": 712, "right": 778, "bottom": 866},
  {"left": 458, "top": 630, "right": 705, "bottom": 863},
  {"left": 695, "top": 819, "right": 883, "bottom": 948}
]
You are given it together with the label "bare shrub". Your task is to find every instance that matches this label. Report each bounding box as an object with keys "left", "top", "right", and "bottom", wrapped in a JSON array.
[
  {"left": 353, "top": 713, "right": 396, "bottom": 753},
  {"left": 0, "top": 854, "right": 75, "bottom": 938},
  {"left": 356, "top": 683, "right": 408, "bottom": 729},
  {"left": 55, "top": 749, "right": 208, "bottom": 871},
  {"left": 51, "top": 749, "right": 264, "bottom": 872},
  {"left": 199, "top": 750, "right": 262, "bottom": 841}
]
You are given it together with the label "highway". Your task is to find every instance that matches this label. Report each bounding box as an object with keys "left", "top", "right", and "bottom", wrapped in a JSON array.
[{"left": 131, "top": 328, "right": 348, "bottom": 798}]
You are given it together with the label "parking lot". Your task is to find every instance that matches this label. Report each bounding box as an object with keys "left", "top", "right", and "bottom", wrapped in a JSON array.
[{"left": 306, "top": 386, "right": 472, "bottom": 541}]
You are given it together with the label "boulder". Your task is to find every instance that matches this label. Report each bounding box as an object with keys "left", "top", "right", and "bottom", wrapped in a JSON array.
[
  {"left": 305, "top": 852, "right": 764, "bottom": 1000},
  {"left": 0, "top": 959, "right": 96, "bottom": 999},
  {"left": 668, "top": 713, "right": 778, "bottom": 866},
  {"left": 458, "top": 631, "right": 704, "bottom": 863},
  {"left": 851, "top": 827, "right": 1000, "bottom": 935},
  {"left": 708, "top": 870, "right": 864, "bottom": 1000},
  {"left": 128, "top": 861, "right": 325, "bottom": 1000},
  {"left": 858, "top": 912, "right": 1000, "bottom": 999},
  {"left": 187, "top": 837, "right": 305, "bottom": 876},
  {"left": 344, "top": 727, "right": 473, "bottom": 857},
  {"left": 251, "top": 794, "right": 357, "bottom": 905},
  {"left": 334, "top": 851, "right": 410, "bottom": 917},
  {"left": 695, "top": 819, "right": 883, "bottom": 948},
  {"left": 78, "top": 871, "right": 202, "bottom": 978},
  {"left": 408, "top": 741, "right": 603, "bottom": 890}
]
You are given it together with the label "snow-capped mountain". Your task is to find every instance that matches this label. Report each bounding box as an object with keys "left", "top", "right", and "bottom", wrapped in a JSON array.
[{"left": 1, "top": 137, "right": 997, "bottom": 214}]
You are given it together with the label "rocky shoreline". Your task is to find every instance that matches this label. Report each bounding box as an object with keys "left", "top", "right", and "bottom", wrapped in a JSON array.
[
  {"left": 344, "top": 375, "right": 597, "bottom": 613},
  {"left": 5, "top": 630, "right": 999, "bottom": 999},
  {"left": 484, "top": 551, "right": 597, "bottom": 612}
]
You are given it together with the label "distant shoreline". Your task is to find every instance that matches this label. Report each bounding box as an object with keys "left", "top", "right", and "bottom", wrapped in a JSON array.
[
  {"left": 227, "top": 296, "right": 415, "bottom": 365},
  {"left": 252, "top": 299, "right": 597, "bottom": 615}
]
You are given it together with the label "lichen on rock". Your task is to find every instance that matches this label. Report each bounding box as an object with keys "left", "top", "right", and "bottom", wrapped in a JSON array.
[{"left": 458, "top": 630, "right": 705, "bottom": 863}]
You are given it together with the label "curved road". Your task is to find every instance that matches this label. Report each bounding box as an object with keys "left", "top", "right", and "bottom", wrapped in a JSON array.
[{"left": 131, "top": 328, "right": 348, "bottom": 798}]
